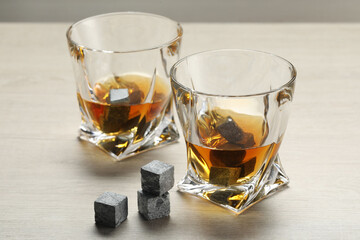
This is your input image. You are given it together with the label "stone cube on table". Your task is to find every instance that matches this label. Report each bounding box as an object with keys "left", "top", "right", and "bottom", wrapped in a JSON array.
[
  {"left": 137, "top": 190, "right": 170, "bottom": 220},
  {"left": 94, "top": 192, "right": 128, "bottom": 228},
  {"left": 141, "top": 160, "right": 174, "bottom": 196}
]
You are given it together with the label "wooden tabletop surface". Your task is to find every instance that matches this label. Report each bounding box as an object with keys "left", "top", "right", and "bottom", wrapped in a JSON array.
[{"left": 0, "top": 23, "right": 359, "bottom": 239}]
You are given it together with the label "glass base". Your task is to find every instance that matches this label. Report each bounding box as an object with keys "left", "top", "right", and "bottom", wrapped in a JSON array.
[
  {"left": 78, "top": 116, "right": 179, "bottom": 161},
  {"left": 177, "top": 154, "right": 289, "bottom": 214}
]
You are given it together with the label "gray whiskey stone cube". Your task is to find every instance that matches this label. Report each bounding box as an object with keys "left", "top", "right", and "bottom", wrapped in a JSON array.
[
  {"left": 109, "top": 88, "right": 129, "bottom": 104},
  {"left": 209, "top": 190, "right": 236, "bottom": 205},
  {"left": 94, "top": 192, "right": 128, "bottom": 228},
  {"left": 209, "top": 166, "right": 241, "bottom": 186},
  {"left": 137, "top": 190, "right": 170, "bottom": 220},
  {"left": 141, "top": 160, "right": 174, "bottom": 195},
  {"left": 240, "top": 157, "right": 257, "bottom": 177},
  {"left": 216, "top": 116, "right": 255, "bottom": 148}
]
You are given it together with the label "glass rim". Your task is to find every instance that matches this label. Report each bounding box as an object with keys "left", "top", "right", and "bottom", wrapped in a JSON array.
[
  {"left": 66, "top": 11, "right": 183, "bottom": 54},
  {"left": 170, "top": 49, "right": 297, "bottom": 98}
]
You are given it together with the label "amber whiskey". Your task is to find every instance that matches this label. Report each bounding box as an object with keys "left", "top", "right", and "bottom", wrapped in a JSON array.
[
  {"left": 187, "top": 141, "right": 281, "bottom": 185},
  {"left": 187, "top": 108, "right": 280, "bottom": 186},
  {"left": 77, "top": 74, "right": 170, "bottom": 140}
]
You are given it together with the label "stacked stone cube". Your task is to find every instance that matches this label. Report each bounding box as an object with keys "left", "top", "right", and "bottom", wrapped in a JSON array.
[{"left": 138, "top": 160, "right": 174, "bottom": 220}]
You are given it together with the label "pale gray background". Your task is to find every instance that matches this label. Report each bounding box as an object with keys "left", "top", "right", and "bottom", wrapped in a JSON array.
[{"left": 1, "top": 0, "right": 359, "bottom": 22}]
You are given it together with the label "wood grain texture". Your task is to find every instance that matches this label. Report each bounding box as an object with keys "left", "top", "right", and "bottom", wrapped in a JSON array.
[{"left": 0, "top": 23, "right": 359, "bottom": 239}]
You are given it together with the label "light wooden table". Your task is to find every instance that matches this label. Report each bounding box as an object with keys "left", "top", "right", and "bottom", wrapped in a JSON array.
[{"left": 0, "top": 23, "right": 359, "bottom": 239}]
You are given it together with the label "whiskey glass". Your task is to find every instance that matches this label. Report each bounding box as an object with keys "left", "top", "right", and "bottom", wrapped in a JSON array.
[
  {"left": 66, "top": 12, "right": 182, "bottom": 160},
  {"left": 170, "top": 49, "right": 296, "bottom": 213}
]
